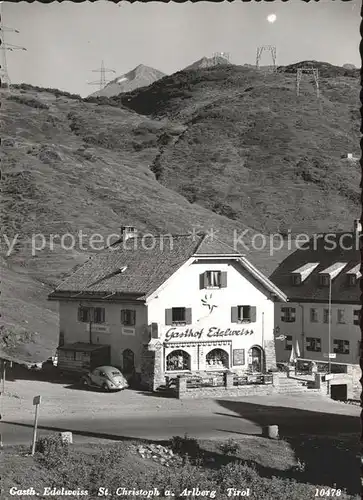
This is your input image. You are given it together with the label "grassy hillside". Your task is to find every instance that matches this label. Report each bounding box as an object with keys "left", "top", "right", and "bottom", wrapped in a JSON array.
[
  {"left": 108, "top": 62, "right": 360, "bottom": 235},
  {"left": 1, "top": 61, "right": 360, "bottom": 362},
  {"left": 1, "top": 86, "right": 276, "bottom": 362}
]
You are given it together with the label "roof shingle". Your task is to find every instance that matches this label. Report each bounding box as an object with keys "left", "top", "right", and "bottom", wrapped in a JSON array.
[{"left": 49, "top": 233, "right": 243, "bottom": 299}]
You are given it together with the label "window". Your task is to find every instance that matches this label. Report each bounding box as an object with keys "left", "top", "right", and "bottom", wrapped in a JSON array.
[
  {"left": 306, "top": 337, "right": 321, "bottom": 352},
  {"left": 337, "top": 309, "right": 345, "bottom": 324},
  {"left": 291, "top": 274, "right": 301, "bottom": 285},
  {"left": 237, "top": 305, "right": 256, "bottom": 323},
  {"left": 78, "top": 306, "right": 90, "bottom": 323},
  {"left": 281, "top": 307, "right": 296, "bottom": 323},
  {"left": 166, "top": 350, "right": 190, "bottom": 371},
  {"left": 354, "top": 309, "right": 361, "bottom": 326},
  {"left": 93, "top": 307, "right": 105, "bottom": 324},
  {"left": 206, "top": 271, "right": 221, "bottom": 287},
  {"left": 206, "top": 349, "right": 229, "bottom": 368},
  {"left": 319, "top": 275, "right": 330, "bottom": 287},
  {"left": 348, "top": 275, "right": 358, "bottom": 286},
  {"left": 285, "top": 335, "right": 293, "bottom": 351},
  {"left": 310, "top": 308, "right": 318, "bottom": 323},
  {"left": 333, "top": 339, "right": 350, "bottom": 355},
  {"left": 323, "top": 309, "right": 331, "bottom": 324},
  {"left": 75, "top": 352, "right": 83, "bottom": 361},
  {"left": 200, "top": 271, "right": 227, "bottom": 289},
  {"left": 121, "top": 309, "right": 136, "bottom": 326},
  {"left": 172, "top": 307, "right": 186, "bottom": 324},
  {"left": 78, "top": 306, "right": 105, "bottom": 324},
  {"left": 165, "top": 308, "right": 192, "bottom": 325}
]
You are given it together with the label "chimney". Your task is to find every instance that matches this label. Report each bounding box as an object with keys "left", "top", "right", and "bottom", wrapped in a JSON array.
[
  {"left": 353, "top": 219, "right": 362, "bottom": 235},
  {"left": 121, "top": 225, "right": 137, "bottom": 241}
]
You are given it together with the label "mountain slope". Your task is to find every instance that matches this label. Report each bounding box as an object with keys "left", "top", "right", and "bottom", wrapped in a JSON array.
[
  {"left": 114, "top": 62, "right": 360, "bottom": 235},
  {"left": 2, "top": 61, "right": 360, "bottom": 362},
  {"left": 89, "top": 64, "right": 166, "bottom": 98},
  {"left": 184, "top": 55, "right": 231, "bottom": 71},
  {"left": 2, "top": 85, "right": 276, "bottom": 362}
]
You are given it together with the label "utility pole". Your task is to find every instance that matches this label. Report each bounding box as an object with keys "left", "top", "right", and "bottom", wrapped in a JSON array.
[
  {"left": 0, "top": 3, "right": 27, "bottom": 90},
  {"left": 88, "top": 60, "right": 116, "bottom": 91},
  {"left": 256, "top": 45, "right": 277, "bottom": 73}
]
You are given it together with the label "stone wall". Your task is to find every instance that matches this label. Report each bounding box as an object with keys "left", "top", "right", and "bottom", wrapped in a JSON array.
[
  {"left": 347, "top": 364, "right": 361, "bottom": 400},
  {"left": 176, "top": 373, "right": 279, "bottom": 399},
  {"left": 264, "top": 340, "right": 277, "bottom": 371},
  {"left": 140, "top": 343, "right": 165, "bottom": 391}
]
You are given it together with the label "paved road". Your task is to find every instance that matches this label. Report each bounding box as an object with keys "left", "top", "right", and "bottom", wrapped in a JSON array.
[{"left": 1, "top": 399, "right": 359, "bottom": 446}]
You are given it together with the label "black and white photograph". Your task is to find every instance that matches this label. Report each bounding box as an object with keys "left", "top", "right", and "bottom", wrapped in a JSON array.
[{"left": 0, "top": 0, "right": 361, "bottom": 498}]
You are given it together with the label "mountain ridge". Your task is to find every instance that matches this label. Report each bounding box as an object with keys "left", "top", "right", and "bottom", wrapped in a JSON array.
[{"left": 89, "top": 63, "right": 166, "bottom": 98}]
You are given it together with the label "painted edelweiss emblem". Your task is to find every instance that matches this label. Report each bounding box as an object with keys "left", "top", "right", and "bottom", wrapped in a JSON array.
[{"left": 201, "top": 293, "right": 218, "bottom": 314}]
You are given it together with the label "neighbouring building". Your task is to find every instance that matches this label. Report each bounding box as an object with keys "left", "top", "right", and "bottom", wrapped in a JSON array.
[
  {"left": 48, "top": 227, "right": 287, "bottom": 390},
  {"left": 270, "top": 220, "right": 362, "bottom": 400}
]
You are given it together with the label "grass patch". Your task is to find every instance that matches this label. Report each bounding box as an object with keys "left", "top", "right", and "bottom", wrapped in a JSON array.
[{"left": 0, "top": 435, "right": 358, "bottom": 500}]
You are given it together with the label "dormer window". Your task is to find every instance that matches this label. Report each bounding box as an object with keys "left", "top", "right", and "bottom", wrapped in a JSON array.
[
  {"left": 319, "top": 275, "right": 330, "bottom": 287},
  {"left": 348, "top": 275, "right": 357, "bottom": 286},
  {"left": 291, "top": 274, "right": 301, "bottom": 286},
  {"left": 348, "top": 273, "right": 360, "bottom": 286}
]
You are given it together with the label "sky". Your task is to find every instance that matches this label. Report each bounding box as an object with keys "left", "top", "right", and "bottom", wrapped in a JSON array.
[{"left": 1, "top": 0, "right": 360, "bottom": 97}]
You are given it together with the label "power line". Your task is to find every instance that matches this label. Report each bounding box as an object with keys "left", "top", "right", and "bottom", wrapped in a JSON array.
[{"left": 88, "top": 60, "right": 116, "bottom": 91}]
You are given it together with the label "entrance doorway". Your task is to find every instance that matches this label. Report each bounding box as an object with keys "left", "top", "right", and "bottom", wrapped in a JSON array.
[
  {"left": 248, "top": 346, "right": 264, "bottom": 373},
  {"left": 122, "top": 349, "right": 135, "bottom": 374}
]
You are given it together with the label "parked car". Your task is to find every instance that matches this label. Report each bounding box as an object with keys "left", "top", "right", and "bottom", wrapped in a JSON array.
[{"left": 80, "top": 366, "right": 128, "bottom": 392}]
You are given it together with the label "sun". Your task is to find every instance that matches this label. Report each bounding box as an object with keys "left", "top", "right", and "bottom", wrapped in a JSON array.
[{"left": 267, "top": 14, "right": 277, "bottom": 24}]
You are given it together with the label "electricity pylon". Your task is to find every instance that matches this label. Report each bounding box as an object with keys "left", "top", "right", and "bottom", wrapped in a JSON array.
[
  {"left": 296, "top": 66, "right": 320, "bottom": 99},
  {"left": 0, "top": 4, "right": 27, "bottom": 90},
  {"left": 256, "top": 45, "right": 277, "bottom": 73},
  {"left": 88, "top": 60, "right": 116, "bottom": 91}
]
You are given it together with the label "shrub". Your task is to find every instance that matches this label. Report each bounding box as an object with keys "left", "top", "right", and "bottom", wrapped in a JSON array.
[
  {"left": 35, "top": 435, "right": 69, "bottom": 469},
  {"left": 218, "top": 439, "right": 239, "bottom": 455},
  {"left": 7, "top": 95, "right": 49, "bottom": 109},
  {"left": 170, "top": 434, "right": 202, "bottom": 460}
]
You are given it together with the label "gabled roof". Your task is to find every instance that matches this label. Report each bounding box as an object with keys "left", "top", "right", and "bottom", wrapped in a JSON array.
[
  {"left": 49, "top": 232, "right": 285, "bottom": 301},
  {"left": 269, "top": 233, "right": 361, "bottom": 303}
]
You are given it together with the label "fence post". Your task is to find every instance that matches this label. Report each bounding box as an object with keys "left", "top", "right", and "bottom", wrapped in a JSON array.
[
  {"left": 225, "top": 372, "right": 234, "bottom": 389},
  {"left": 176, "top": 376, "right": 187, "bottom": 399}
]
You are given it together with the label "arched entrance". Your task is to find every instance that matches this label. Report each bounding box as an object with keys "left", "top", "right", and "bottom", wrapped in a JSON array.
[
  {"left": 206, "top": 348, "right": 229, "bottom": 369},
  {"left": 166, "top": 350, "right": 191, "bottom": 371},
  {"left": 248, "top": 346, "right": 264, "bottom": 373},
  {"left": 122, "top": 349, "right": 135, "bottom": 374}
]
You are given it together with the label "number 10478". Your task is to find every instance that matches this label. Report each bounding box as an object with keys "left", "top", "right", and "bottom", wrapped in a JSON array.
[{"left": 315, "top": 489, "right": 341, "bottom": 497}]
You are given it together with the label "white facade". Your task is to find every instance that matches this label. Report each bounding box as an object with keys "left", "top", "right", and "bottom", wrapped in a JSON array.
[
  {"left": 274, "top": 301, "right": 360, "bottom": 365},
  {"left": 57, "top": 257, "right": 282, "bottom": 376},
  {"left": 147, "top": 259, "right": 277, "bottom": 374}
]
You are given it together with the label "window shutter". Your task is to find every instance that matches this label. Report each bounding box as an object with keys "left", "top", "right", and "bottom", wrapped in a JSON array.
[
  {"left": 132, "top": 310, "right": 136, "bottom": 326},
  {"left": 220, "top": 271, "right": 227, "bottom": 288},
  {"left": 121, "top": 310, "right": 125, "bottom": 324},
  {"left": 78, "top": 307, "right": 82, "bottom": 322},
  {"left": 250, "top": 306, "right": 256, "bottom": 323},
  {"left": 165, "top": 309, "right": 173, "bottom": 325},
  {"left": 231, "top": 307, "right": 238, "bottom": 323},
  {"left": 199, "top": 272, "right": 207, "bottom": 289},
  {"left": 185, "top": 308, "right": 192, "bottom": 324},
  {"left": 151, "top": 323, "right": 159, "bottom": 339}
]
